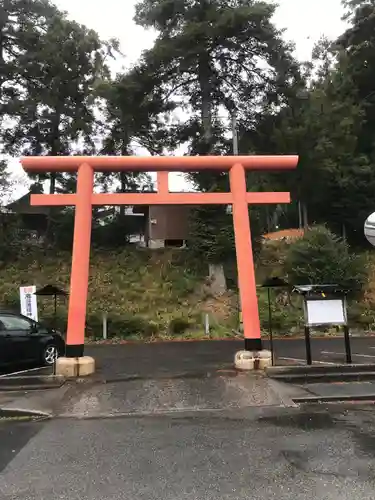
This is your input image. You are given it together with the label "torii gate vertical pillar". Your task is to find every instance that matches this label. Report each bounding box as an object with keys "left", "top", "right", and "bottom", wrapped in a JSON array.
[
  {"left": 65, "top": 163, "right": 93, "bottom": 357},
  {"left": 230, "top": 163, "right": 262, "bottom": 350}
]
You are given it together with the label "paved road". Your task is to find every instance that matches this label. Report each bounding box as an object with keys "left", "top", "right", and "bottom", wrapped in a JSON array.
[{"left": 2, "top": 404, "right": 375, "bottom": 499}]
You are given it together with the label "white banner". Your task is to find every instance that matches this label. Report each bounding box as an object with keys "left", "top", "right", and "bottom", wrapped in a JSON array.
[{"left": 20, "top": 286, "right": 38, "bottom": 322}]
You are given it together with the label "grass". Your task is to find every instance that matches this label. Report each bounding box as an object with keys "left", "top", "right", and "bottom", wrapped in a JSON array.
[{"left": 2, "top": 243, "right": 374, "bottom": 342}]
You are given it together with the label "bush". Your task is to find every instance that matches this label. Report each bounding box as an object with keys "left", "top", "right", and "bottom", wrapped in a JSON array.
[
  {"left": 108, "top": 315, "right": 158, "bottom": 339},
  {"left": 169, "top": 317, "right": 191, "bottom": 335},
  {"left": 284, "top": 226, "right": 368, "bottom": 292}
]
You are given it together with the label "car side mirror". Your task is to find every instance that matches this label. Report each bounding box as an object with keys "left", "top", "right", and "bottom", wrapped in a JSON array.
[{"left": 30, "top": 322, "right": 38, "bottom": 333}]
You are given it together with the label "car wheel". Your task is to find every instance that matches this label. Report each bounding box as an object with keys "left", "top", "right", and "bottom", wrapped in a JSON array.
[{"left": 42, "top": 343, "right": 59, "bottom": 366}]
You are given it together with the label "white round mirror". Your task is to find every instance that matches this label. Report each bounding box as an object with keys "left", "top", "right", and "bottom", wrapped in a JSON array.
[{"left": 364, "top": 212, "right": 375, "bottom": 246}]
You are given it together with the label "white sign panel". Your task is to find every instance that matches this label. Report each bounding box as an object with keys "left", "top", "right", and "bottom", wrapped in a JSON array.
[
  {"left": 20, "top": 286, "right": 38, "bottom": 321},
  {"left": 306, "top": 299, "right": 346, "bottom": 326}
]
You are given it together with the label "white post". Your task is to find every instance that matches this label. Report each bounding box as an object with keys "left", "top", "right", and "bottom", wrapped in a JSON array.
[
  {"left": 204, "top": 313, "right": 210, "bottom": 335},
  {"left": 102, "top": 313, "right": 108, "bottom": 340}
]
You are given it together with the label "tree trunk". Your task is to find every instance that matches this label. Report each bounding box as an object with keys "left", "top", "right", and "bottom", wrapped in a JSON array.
[
  {"left": 49, "top": 116, "right": 61, "bottom": 194},
  {"left": 298, "top": 200, "right": 303, "bottom": 229},
  {"left": 0, "top": 1, "right": 10, "bottom": 101},
  {"left": 302, "top": 202, "right": 308, "bottom": 229},
  {"left": 119, "top": 143, "right": 128, "bottom": 219},
  {"left": 119, "top": 172, "right": 127, "bottom": 219},
  {"left": 198, "top": 52, "right": 227, "bottom": 293},
  {"left": 198, "top": 54, "right": 213, "bottom": 154},
  {"left": 342, "top": 223, "right": 347, "bottom": 241},
  {"left": 45, "top": 114, "right": 61, "bottom": 247},
  {"left": 49, "top": 173, "right": 56, "bottom": 195}
]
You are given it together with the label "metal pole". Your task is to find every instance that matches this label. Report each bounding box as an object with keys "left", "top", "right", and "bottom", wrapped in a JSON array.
[
  {"left": 232, "top": 112, "right": 239, "bottom": 155},
  {"left": 267, "top": 287, "right": 275, "bottom": 365},
  {"left": 304, "top": 326, "right": 312, "bottom": 365},
  {"left": 343, "top": 325, "right": 352, "bottom": 364},
  {"left": 54, "top": 294, "right": 57, "bottom": 329}
]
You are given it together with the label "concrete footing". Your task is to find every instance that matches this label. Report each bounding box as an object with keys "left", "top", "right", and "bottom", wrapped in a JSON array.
[
  {"left": 234, "top": 350, "right": 272, "bottom": 371},
  {"left": 258, "top": 350, "right": 272, "bottom": 370},
  {"left": 55, "top": 356, "right": 95, "bottom": 377},
  {"left": 234, "top": 351, "right": 255, "bottom": 371}
]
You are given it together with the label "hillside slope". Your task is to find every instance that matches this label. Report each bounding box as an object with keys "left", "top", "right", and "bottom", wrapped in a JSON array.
[{"left": 0, "top": 249, "right": 239, "bottom": 340}]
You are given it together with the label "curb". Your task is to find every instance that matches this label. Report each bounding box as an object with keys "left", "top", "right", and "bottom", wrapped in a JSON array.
[
  {"left": 267, "top": 363, "right": 375, "bottom": 375},
  {"left": 266, "top": 364, "right": 375, "bottom": 383},
  {"left": 293, "top": 394, "right": 375, "bottom": 404},
  {"left": 0, "top": 408, "right": 51, "bottom": 420},
  {"left": 270, "top": 373, "right": 375, "bottom": 384},
  {"left": 0, "top": 375, "right": 65, "bottom": 392}
]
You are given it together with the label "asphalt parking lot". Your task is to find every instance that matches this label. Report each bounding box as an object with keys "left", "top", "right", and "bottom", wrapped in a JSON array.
[
  {"left": 2, "top": 336, "right": 375, "bottom": 380},
  {"left": 83, "top": 337, "right": 375, "bottom": 381}
]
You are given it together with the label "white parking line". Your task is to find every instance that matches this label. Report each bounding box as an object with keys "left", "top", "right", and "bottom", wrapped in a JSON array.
[
  {"left": 321, "top": 351, "right": 375, "bottom": 359},
  {"left": 0, "top": 366, "right": 49, "bottom": 378},
  {"left": 279, "top": 357, "right": 337, "bottom": 366}
]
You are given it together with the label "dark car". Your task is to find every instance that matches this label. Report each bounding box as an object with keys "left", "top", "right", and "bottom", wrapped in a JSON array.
[{"left": 0, "top": 310, "right": 66, "bottom": 368}]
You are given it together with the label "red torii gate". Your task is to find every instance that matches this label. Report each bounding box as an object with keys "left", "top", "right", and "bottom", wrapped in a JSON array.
[{"left": 21, "top": 155, "right": 298, "bottom": 359}]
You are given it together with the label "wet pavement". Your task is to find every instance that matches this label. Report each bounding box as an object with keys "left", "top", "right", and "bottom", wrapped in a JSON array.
[
  {"left": 2, "top": 404, "right": 375, "bottom": 499},
  {"left": 85, "top": 337, "right": 375, "bottom": 382},
  {"left": 0, "top": 420, "right": 45, "bottom": 474},
  {"left": 58, "top": 374, "right": 296, "bottom": 418},
  {"left": 2, "top": 340, "right": 375, "bottom": 498},
  {"left": 0, "top": 365, "right": 54, "bottom": 377}
]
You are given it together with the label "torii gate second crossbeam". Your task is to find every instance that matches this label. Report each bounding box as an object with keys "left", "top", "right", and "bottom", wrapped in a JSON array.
[{"left": 21, "top": 155, "right": 298, "bottom": 362}]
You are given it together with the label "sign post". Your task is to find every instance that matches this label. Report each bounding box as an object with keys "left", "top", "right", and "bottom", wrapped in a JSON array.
[
  {"left": 294, "top": 285, "right": 351, "bottom": 365},
  {"left": 260, "top": 277, "right": 289, "bottom": 366},
  {"left": 20, "top": 285, "right": 38, "bottom": 321}
]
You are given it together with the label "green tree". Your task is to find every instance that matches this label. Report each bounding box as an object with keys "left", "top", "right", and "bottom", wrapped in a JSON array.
[
  {"left": 246, "top": 25, "right": 375, "bottom": 244},
  {"left": 3, "top": 13, "right": 115, "bottom": 194},
  {"left": 284, "top": 226, "right": 368, "bottom": 291},
  {"left": 0, "top": 0, "right": 58, "bottom": 122}
]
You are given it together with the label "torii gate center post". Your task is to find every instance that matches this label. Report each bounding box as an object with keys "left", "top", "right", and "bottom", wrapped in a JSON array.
[{"left": 21, "top": 155, "right": 298, "bottom": 360}]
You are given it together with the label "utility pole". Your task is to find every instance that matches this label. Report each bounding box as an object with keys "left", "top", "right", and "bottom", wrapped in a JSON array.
[
  {"left": 232, "top": 111, "right": 243, "bottom": 332},
  {"left": 232, "top": 112, "right": 239, "bottom": 155}
]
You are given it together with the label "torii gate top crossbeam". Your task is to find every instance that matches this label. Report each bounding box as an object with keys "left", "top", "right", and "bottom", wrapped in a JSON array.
[{"left": 21, "top": 155, "right": 298, "bottom": 173}]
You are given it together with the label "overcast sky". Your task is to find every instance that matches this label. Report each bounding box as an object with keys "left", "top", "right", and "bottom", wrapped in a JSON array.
[
  {"left": 54, "top": 0, "right": 347, "bottom": 65},
  {"left": 11, "top": 0, "right": 348, "bottom": 195}
]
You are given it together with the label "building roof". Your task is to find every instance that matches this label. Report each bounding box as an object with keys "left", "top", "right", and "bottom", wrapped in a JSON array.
[
  {"left": 4, "top": 193, "right": 50, "bottom": 215},
  {"left": 262, "top": 228, "right": 305, "bottom": 241}
]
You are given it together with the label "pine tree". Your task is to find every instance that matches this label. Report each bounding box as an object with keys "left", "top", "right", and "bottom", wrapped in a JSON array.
[{"left": 134, "top": 0, "right": 301, "bottom": 261}]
